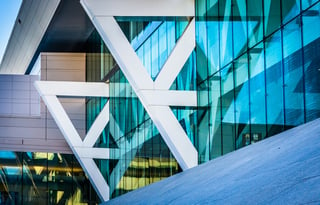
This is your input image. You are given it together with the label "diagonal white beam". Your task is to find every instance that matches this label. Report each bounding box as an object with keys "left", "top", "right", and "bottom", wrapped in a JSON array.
[
  {"left": 82, "top": 7, "right": 198, "bottom": 171},
  {"left": 80, "top": 158, "right": 109, "bottom": 201},
  {"left": 40, "top": 95, "right": 83, "bottom": 147},
  {"left": 149, "top": 106, "right": 197, "bottom": 169},
  {"left": 154, "top": 18, "right": 196, "bottom": 90},
  {"left": 80, "top": 0, "right": 194, "bottom": 17},
  {"left": 35, "top": 81, "right": 111, "bottom": 201},
  {"left": 84, "top": 102, "right": 110, "bottom": 147}
]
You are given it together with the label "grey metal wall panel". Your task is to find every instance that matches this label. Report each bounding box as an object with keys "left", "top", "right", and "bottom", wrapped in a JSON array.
[{"left": 0, "top": 53, "right": 86, "bottom": 154}]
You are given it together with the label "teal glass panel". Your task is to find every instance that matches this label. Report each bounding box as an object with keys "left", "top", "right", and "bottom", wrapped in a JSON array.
[
  {"left": 196, "top": 20, "right": 208, "bottom": 83},
  {"left": 151, "top": 29, "right": 159, "bottom": 79},
  {"left": 232, "top": 0, "right": 247, "bottom": 58},
  {"left": 283, "top": 17, "right": 304, "bottom": 127},
  {"left": 234, "top": 54, "right": 250, "bottom": 149},
  {"left": 209, "top": 72, "right": 222, "bottom": 158},
  {"left": 197, "top": 81, "right": 210, "bottom": 163},
  {"left": 265, "top": 31, "right": 284, "bottom": 136},
  {"left": 282, "top": 0, "right": 300, "bottom": 24},
  {"left": 303, "top": 2, "right": 320, "bottom": 121},
  {"left": 248, "top": 0, "right": 263, "bottom": 48},
  {"left": 221, "top": 63, "right": 235, "bottom": 154},
  {"left": 207, "top": 0, "right": 220, "bottom": 76},
  {"left": 264, "top": 0, "right": 281, "bottom": 37},
  {"left": 249, "top": 42, "right": 267, "bottom": 141},
  {"left": 302, "top": 0, "right": 319, "bottom": 10},
  {"left": 220, "top": 0, "right": 233, "bottom": 67}
]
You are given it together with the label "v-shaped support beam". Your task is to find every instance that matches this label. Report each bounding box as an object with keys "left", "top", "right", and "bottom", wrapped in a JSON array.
[
  {"left": 81, "top": 0, "right": 198, "bottom": 171},
  {"left": 34, "top": 81, "right": 111, "bottom": 201}
]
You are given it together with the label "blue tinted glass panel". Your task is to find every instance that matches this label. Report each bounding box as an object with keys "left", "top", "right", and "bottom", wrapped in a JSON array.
[
  {"left": 221, "top": 64, "right": 235, "bottom": 154},
  {"left": 283, "top": 18, "right": 304, "bottom": 127},
  {"left": 282, "top": 0, "right": 300, "bottom": 24},
  {"left": 249, "top": 42, "right": 267, "bottom": 140},
  {"left": 234, "top": 54, "right": 250, "bottom": 148},
  {"left": 303, "top": 2, "right": 320, "bottom": 121},
  {"left": 233, "top": 0, "right": 247, "bottom": 58},
  {"left": 265, "top": 31, "right": 284, "bottom": 136}
]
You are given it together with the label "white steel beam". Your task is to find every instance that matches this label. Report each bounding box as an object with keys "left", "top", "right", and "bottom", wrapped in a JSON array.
[
  {"left": 34, "top": 81, "right": 111, "bottom": 201},
  {"left": 81, "top": 3, "right": 198, "bottom": 171},
  {"left": 154, "top": 18, "right": 196, "bottom": 90},
  {"left": 35, "top": 81, "right": 109, "bottom": 97},
  {"left": 81, "top": 0, "right": 194, "bottom": 17}
]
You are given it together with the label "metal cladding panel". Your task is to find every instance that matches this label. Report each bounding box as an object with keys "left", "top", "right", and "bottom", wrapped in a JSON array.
[{"left": 0, "top": 0, "right": 60, "bottom": 74}]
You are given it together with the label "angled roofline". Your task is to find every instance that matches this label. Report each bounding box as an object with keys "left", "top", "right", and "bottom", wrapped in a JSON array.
[{"left": 0, "top": 0, "right": 60, "bottom": 74}]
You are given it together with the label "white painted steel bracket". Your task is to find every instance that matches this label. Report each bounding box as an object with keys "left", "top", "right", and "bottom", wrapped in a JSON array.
[
  {"left": 34, "top": 81, "right": 111, "bottom": 201},
  {"left": 36, "top": 0, "right": 197, "bottom": 202},
  {"left": 81, "top": 0, "right": 198, "bottom": 172}
]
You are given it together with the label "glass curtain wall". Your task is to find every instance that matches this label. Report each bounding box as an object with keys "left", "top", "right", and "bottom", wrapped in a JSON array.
[
  {"left": 86, "top": 19, "right": 196, "bottom": 198},
  {"left": 0, "top": 151, "right": 98, "bottom": 205},
  {"left": 195, "top": 0, "right": 320, "bottom": 159},
  {"left": 84, "top": 0, "right": 320, "bottom": 199}
]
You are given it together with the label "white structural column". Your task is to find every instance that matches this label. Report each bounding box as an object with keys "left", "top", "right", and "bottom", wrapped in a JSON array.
[
  {"left": 81, "top": 0, "right": 198, "bottom": 170},
  {"left": 34, "top": 81, "right": 112, "bottom": 201}
]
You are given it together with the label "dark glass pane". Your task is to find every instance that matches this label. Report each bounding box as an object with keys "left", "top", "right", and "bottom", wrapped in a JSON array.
[
  {"left": 283, "top": 18, "right": 304, "bottom": 127},
  {"left": 221, "top": 63, "right": 235, "bottom": 154},
  {"left": 264, "top": 0, "right": 281, "bottom": 36},
  {"left": 249, "top": 42, "right": 267, "bottom": 141},
  {"left": 282, "top": 0, "right": 300, "bottom": 24},
  {"left": 234, "top": 54, "right": 250, "bottom": 149},
  {"left": 248, "top": 0, "right": 263, "bottom": 48},
  {"left": 22, "top": 152, "right": 48, "bottom": 205},
  {"left": 265, "top": 31, "right": 284, "bottom": 136},
  {"left": 0, "top": 151, "right": 22, "bottom": 205}
]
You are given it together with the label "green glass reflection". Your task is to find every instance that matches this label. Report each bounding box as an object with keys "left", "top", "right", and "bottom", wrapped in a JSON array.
[
  {"left": 264, "top": 0, "right": 281, "bottom": 37},
  {"left": 248, "top": 0, "right": 263, "bottom": 48},
  {"left": 282, "top": 0, "right": 300, "bottom": 24}
]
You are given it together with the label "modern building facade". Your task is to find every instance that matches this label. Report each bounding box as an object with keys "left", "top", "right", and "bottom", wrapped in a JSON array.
[{"left": 0, "top": 0, "right": 320, "bottom": 204}]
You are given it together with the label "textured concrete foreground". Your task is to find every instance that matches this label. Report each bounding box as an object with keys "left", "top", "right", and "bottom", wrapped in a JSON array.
[{"left": 103, "top": 119, "right": 320, "bottom": 205}]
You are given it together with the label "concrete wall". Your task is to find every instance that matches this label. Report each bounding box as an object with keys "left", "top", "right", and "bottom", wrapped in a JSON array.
[{"left": 0, "top": 53, "right": 86, "bottom": 153}]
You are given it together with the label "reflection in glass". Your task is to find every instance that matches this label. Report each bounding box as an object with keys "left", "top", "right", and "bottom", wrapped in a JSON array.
[{"left": 265, "top": 31, "right": 284, "bottom": 136}]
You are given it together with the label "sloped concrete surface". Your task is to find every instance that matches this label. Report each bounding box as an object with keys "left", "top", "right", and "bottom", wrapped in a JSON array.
[{"left": 104, "top": 119, "right": 320, "bottom": 205}]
